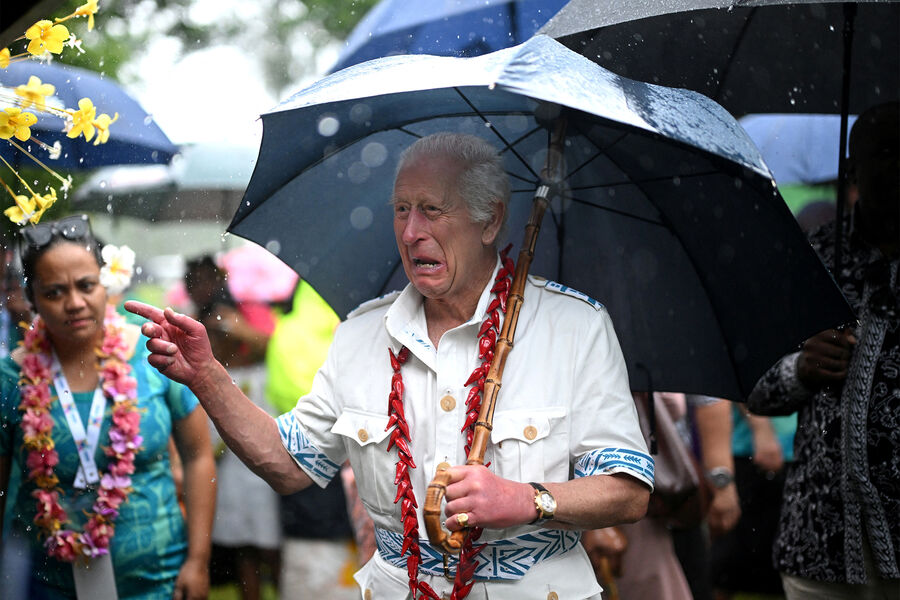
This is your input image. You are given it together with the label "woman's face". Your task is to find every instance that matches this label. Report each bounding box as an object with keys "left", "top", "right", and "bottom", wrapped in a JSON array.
[{"left": 31, "top": 241, "right": 107, "bottom": 349}]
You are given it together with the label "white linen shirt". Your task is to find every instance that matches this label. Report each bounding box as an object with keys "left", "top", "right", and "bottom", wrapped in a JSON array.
[{"left": 278, "top": 263, "right": 653, "bottom": 599}]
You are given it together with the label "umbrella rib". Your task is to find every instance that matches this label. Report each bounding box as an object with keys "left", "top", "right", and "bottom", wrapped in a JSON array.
[
  {"left": 713, "top": 7, "right": 756, "bottom": 105},
  {"left": 452, "top": 87, "right": 541, "bottom": 181},
  {"left": 564, "top": 195, "right": 665, "bottom": 228}
]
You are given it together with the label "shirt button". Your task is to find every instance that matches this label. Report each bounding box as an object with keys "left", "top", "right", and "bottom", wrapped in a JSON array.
[
  {"left": 524, "top": 425, "right": 538, "bottom": 440},
  {"left": 440, "top": 395, "right": 456, "bottom": 412},
  {"left": 358, "top": 429, "right": 369, "bottom": 442},
  {"left": 547, "top": 592, "right": 559, "bottom": 600},
  {"left": 364, "top": 589, "right": 373, "bottom": 600},
  {"left": 436, "top": 462, "right": 451, "bottom": 472}
]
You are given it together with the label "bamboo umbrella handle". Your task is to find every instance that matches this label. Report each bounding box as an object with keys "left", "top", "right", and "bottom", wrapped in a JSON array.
[{"left": 423, "top": 116, "right": 567, "bottom": 554}]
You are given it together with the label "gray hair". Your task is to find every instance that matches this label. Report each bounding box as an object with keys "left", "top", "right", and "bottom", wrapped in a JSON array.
[{"left": 397, "top": 133, "right": 510, "bottom": 241}]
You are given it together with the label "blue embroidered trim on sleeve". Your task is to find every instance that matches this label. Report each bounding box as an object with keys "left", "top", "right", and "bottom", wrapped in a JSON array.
[
  {"left": 575, "top": 447, "right": 655, "bottom": 484},
  {"left": 276, "top": 412, "right": 340, "bottom": 486}
]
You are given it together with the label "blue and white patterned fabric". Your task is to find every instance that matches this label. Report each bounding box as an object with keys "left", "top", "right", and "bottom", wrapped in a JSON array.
[
  {"left": 375, "top": 527, "right": 582, "bottom": 581},
  {"left": 277, "top": 412, "right": 341, "bottom": 487},
  {"left": 576, "top": 447, "right": 655, "bottom": 482}
]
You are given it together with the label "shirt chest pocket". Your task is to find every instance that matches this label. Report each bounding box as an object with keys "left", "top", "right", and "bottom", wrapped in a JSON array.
[
  {"left": 487, "top": 407, "right": 569, "bottom": 483},
  {"left": 332, "top": 408, "right": 396, "bottom": 515}
]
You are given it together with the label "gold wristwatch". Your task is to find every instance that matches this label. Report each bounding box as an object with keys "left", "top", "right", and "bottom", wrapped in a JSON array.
[{"left": 529, "top": 482, "right": 557, "bottom": 525}]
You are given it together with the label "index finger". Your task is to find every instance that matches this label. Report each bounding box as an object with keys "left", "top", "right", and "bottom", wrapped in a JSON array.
[{"left": 124, "top": 300, "right": 166, "bottom": 324}]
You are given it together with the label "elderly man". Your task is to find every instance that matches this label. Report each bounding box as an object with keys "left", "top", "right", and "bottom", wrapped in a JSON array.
[{"left": 128, "top": 132, "right": 652, "bottom": 599}]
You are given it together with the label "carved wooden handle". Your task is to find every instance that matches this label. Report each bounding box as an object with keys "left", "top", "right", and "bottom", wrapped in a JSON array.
[{"left": 423, "top": 468, "right": 466, "bottom": 554}]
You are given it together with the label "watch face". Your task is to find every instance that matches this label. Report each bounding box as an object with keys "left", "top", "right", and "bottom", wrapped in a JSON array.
[{"left": 539, "top": 492, "right": 556, "bottom": 513}]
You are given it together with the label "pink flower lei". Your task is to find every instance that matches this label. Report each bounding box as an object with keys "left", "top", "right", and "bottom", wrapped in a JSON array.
[
  {"left": 388, "top": 248, "right": 514, "bottom": 600},
  {"left": 18, "top": 304, "right": 141, "bottom": 562}
]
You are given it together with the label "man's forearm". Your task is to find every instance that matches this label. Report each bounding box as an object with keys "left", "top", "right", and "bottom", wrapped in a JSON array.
[{"left": 192, "top": 360, "right": 313, "bottom": 494}]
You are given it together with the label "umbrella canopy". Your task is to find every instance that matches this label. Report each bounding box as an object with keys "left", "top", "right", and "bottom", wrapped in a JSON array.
[
  {"left": 0, "top": 60, "right": 177, "bottom": 168},
  {"left": 331, "top": 0, "right": 568, "bottom": 72},
  {"left": 540, "top": 0, "right": 898, "bottom": 281},
  {"left": 72, "top": 143, "right": 256, "bottom": 222},
  {"left": 539, "top": 0, "right": 899, "bottom": 116},
  {"left": 229, "top": 35, "right": 853, "bottom": 400}
]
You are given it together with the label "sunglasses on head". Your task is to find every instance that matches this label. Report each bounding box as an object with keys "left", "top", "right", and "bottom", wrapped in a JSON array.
[{"left": 21, "top": 214, "right": 92, "bottom": 249}]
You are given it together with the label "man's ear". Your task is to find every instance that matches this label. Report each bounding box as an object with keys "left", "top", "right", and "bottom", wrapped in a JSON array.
[{"left": 481, "top": 201, "right": 505, "bottom": 246}]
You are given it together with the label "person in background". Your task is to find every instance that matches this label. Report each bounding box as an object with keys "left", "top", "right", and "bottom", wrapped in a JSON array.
[
  {"left": 0, "top": 214, "right": 215, "bottom": 599},
  {"left": 264, "top": 280, "right": 358, "bottom": 600},
  {"left": 0, "top": 244, "right": 30, "bottom": 357},
  {"left": 749, "top": 101, "right": 899, "bottom": 598},
  {"left": 710, "top": 405, "right": 795, "bottom": 599},
  {"left": 184, "top": 254, "right": 281, "bottom": 600}
]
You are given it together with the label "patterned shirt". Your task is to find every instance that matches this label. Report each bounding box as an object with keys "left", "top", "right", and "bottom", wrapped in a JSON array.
[{"left": 748, "top": 215, "right": 899, "bottom": 585}]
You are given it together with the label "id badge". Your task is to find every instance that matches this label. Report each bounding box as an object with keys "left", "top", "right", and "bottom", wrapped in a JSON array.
[{"left": 72, "top": 553, "right": 118, "bottom": 600}]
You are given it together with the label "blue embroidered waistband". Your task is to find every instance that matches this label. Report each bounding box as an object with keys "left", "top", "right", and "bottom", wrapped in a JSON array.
[{"left": 374, "top": 526, "right": 581, "bottom": 581}]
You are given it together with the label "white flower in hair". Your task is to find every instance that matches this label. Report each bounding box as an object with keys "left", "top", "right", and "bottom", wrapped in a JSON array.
[{"left": 100, "top": 244, "right": 136, "bottom": 296}]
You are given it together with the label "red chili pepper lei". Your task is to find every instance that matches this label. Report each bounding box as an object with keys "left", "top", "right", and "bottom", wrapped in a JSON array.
[{"left": 386, "top": 254, "right": 513, "bottom": 599}]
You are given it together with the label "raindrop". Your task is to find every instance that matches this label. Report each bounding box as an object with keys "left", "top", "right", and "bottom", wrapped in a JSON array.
[
  {"left": 367, "top": 270, "right": 380, "bottom": 283},
  {"left": 99, "top": 180, "right": 108, "bottom": 189},
  {"left": 216, "top": 315, "right": 222, "bottom": 321},
  {"left": 672, "top": 176, "right": 682, "bottom": 187},
  {"left": 350, "top": 206, "right": 374, "bottom": 230},
  {"left": 144, "top": 115, "right": 153, "bottom": 125},
  {"left": 348, "top": 162, "right": 370, "bottom": 184},
  {"left": 504, "top": 115, "right": 529, "bottom": 133},
  {"left": 318, "top": 115, "right": 340, "bottom": 137},
  {"left": 349, "top": 103, "right": 372, "bottom": 124},
  {"left": 361, "top": 142, "right": 387, "bottom": 168},
  {"left": 733, "top": 178, "right": 743, "bottom": 190},
  {"left": 266, "top": 240, "right": 282, "bottom": 256}
]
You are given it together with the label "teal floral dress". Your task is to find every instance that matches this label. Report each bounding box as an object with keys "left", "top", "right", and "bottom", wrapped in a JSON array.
[{"left": 0, "top": 334, "right": 199, "bottom": 599}]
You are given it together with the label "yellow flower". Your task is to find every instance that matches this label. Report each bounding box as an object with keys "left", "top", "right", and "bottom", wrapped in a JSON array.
[
  {"left": 75, "top": 0, "right": 100, "bottom": 31},
  {"left": 56, "top": 0, "right": 100, "bottom": 31},
  {"left": 67, "top": 98, "right": 97, "bottom": 141},
  {"left": 15, "top": 76, "right": 56, "bottom": 112},
  {"left": 25, "top": 20, "right": 69, "bottom": 56},
  {"left": 35, "top": 188, "right": 57, "bottom": 212},
  {"left": 0, "top": 48, "right": 10, "bottom": 69},
  {"left": 0, "top": 108, "right": 38, "bottom": 141},
  {"left": 5, "top": 195, "right": 38, "bottom": 225},
  {"left": 4, "top": 189, "right": 56, "bottom": 225},
  {"left": 92, "top": 112, "right": 118, "bottom": 145}
]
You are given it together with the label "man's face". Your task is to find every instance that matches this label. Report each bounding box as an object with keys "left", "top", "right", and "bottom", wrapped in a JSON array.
[{"left": 392, "top": 154, "right": 500, "bottom": 304}]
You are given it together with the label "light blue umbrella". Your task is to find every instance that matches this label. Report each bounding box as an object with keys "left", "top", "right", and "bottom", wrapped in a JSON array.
[
  {"left": 230, "top": 35, "right": 852, "bottom": 399},
  {"left": 740, "top": 113, "right": 858, "bottom": 186},
  {"left": 331, "top": 0, "right": 567, "bottom": 72}
]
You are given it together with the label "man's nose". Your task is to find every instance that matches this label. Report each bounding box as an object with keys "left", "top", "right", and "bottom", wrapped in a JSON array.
[{"left": 400, "top": 209, "right": 427, "bottom": 244}]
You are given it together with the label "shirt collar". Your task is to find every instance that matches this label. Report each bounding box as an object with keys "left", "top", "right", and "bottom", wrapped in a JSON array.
[{"left": 384, "top": 256, "right": 503, "bottom": 368}]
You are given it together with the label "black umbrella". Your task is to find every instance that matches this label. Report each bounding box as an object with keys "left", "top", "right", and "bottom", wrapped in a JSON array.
[
  {"left": 228, "top": 35, "right": 853, "bottom": 400},
  {"left": 539, "top": 0, "right": 900, "bottom": 273}
]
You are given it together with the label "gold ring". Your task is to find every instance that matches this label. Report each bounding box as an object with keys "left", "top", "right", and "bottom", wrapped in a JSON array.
[{"left": 457, "top": 512, "right": 469, "bottom": 528}]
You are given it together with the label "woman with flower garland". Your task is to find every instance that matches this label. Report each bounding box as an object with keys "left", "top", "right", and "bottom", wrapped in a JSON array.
[{"left": 0, "top": 214, "right": 216, "bottom": 599}]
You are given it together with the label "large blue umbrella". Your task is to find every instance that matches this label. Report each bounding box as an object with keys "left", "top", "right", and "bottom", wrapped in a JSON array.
[
  {"left": 229, "top": 35, "right": 852, "bottom": 400},
  {"left": 330, "top": 0, "right": 568, "bottom": 72},
  {"left": 1, "top": 60, "right": 176, "bottom": 168}
]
